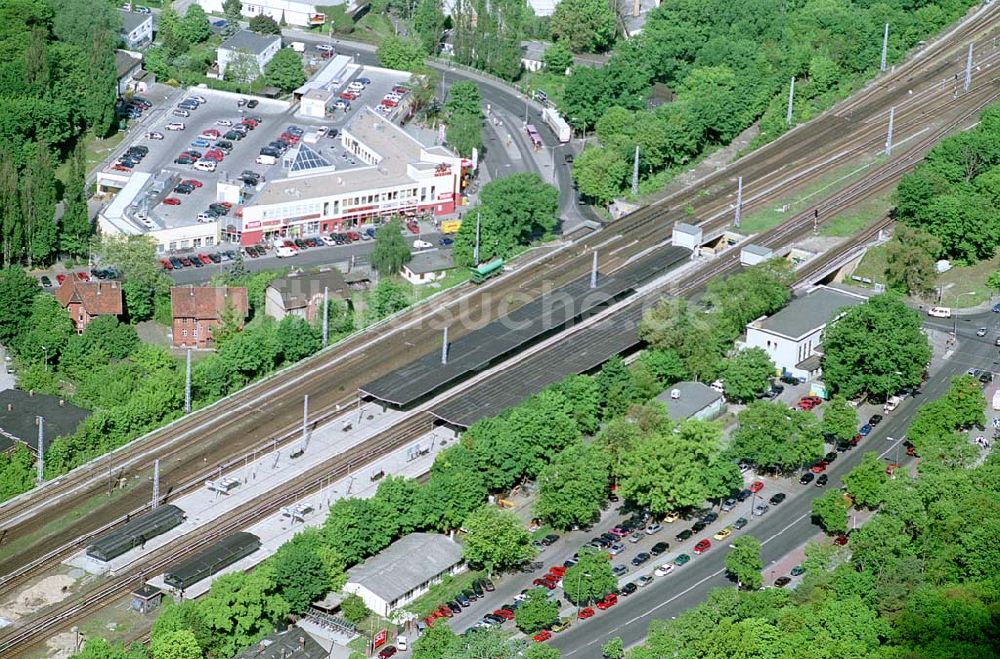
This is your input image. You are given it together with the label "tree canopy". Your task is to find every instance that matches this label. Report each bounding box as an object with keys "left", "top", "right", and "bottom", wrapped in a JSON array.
[
  {"left": 730, "top": 401, "right": 824, "bottom": 472},
  {"left": 461, "top": 505, "right": 535, "bottom": 572},
  {"left": 370, "top": 219, "right": 412, "bottom": 276}
]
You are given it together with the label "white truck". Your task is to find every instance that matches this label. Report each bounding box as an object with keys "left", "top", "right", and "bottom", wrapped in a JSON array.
[
  {"left": 992, "top": 389, "right": 1000, "bottom": 411},
  {"left": 289, "top": 41, "right": 305, "bottom": 53},
  {"left": 541, "top": 107, "right": 572, "bottom": 143}
]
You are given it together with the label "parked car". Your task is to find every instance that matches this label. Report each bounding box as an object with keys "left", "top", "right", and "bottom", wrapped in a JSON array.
[
  {"left": 749, "top": 481, "right": 764, "bottom": 493},
  {"left": 674, "top": 554, "right": 691, "bottom": 566},
  {"left": 815, "top": 474, "right": 828, "bottom": 486},
  {"left": 693, "top": 539, "right": 711, "bottom": 554},
  {"left": 753, "top": 503, "right": 770, "bottom": 516},
  {"left": 595, "top": 593, "right": 618, "bottom": 610},
  {"left": 713, "top": 527, "right": 732, "bottom": 540},
  {"left": 774, "top": 576, "right": 792, "bottom": 588},
  {"left": 733, "top": 517, "right": 748, "bottom": 530},
  {"left": 769, "top": 493, "right": 787, "bottom": 506},
  {"left": 631, "top": 552, "right": 651, "bottom": 567},
  {"left": 799, "top": 472, "right": 815, "bottom": 485},
  {"left": 650, "top": 541, "right": 669, "bottom": 556}
]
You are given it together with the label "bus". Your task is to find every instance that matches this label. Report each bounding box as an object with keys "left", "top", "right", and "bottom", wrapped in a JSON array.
[
  {"left": 525, "top": 125, "right": 542, "bottom": 150},
  {"left": 470, "top": 257, "right": 504, "bottom": 284}
]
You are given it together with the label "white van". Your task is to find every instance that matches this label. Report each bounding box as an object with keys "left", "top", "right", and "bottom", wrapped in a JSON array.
[
  {"left": 276, "top": 245, "right": 297, "bottom": 258},
  {"left": 884, "top": 395, "right": 903, "bottom": 413},
  {"left": 256, "top": 154, "right": 277, "bottom": 165},
  {"left": 193, "top": 160, "right": 217, "bottom": 172},
  {"left": 927, "top": 306, "right": 952, "bottom": 318}
]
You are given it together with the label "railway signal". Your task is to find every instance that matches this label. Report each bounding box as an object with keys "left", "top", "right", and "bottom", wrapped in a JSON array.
[{"left": 880, "top": 23, "right": 890, "bottom": 72}]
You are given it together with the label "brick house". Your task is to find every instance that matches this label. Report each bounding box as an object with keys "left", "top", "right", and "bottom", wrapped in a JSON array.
[
  {"left": 170, "top": 286, "right": 248, "bottom": 349},
  {"left": 54, "top": 281, "right": 124, "bottom": 333}
]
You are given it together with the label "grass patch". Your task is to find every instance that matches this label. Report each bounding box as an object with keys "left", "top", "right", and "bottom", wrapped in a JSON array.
[
  {"left": 407, "top": 267, "right": 471, "bottom": 302},
  {"left": 355, "top": 12, "right": 395, "bottom": 41},
  {"left": 848, "top": 243, "right": 888, "bottom": 289},
  {"left": 818, "top": 191, "right": 892, "bottom": 237},
  {"left": 405, "top": 569, "right": 484, "bottom": 618},
  {"left": 936, "top": 252, "right": 1000, "bottom": 308},
  {"left": 738, "top": 157, "right": 883, "bottom": 235},
  {"left": 531, "top": 525, "right": 555, "bottom": 540},
  {"left": 524, "top": 70, "right": 568, "bottom": 109}
]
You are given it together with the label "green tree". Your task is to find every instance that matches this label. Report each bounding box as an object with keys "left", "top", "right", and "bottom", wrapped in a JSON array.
[
  {"left": 704, "top": 260, "right": 792, "bottom": 340},
  {"left": 821, "top": 295, "right": 931, "bottom": 400},
  {"left": 412, "top": 622, "right": 459, "bottom": 658},
  {"left": 514, "top": 587, "right": 559, "bottom": 633},
  {"left": 413, "top": 0, "right": 445, "bottom": 54},
  {"left": 843, "top": 452, "right": 887, "bottom": 509},
  {"left": 421, "top": 445, "right": 487, "bottom": 531},
  {"left": 370, "top": 220, "right": 412, "bottom": 276},
  {"left": 265, "top": 48, "right": 306, "bottom": 93},
  {"left": 462, "top": 506, "right": 534, "bottom": 572},
  {"left": 595, "top": 355, "right": 640, "bottom": 419},
  {"left": 376, "top": 35, "right": 425, "bottom": 71},
  {"left": 535, "top": 442, "right": 610, "bottom": 529},
  {"left": 636, "top": 349, "right": 687, "bottom": 387},
  {"left": 0, "top": 445, "right": 35, "bottom": 502},
  {"left": 551, "top": 0, "right": 616, "bottom": 52},
  {"left": 0, "top": 267, "right": 39, "bottom": 345},
  {"left": 269, "top": 528, "right": 334, "bottom": 613},
  {"left": 563, "top": 547, "right": 616, "bottom": 604},
  {"left": 524, "top": 646, "right": 560, "bottom": 659},
  {"left": 59, "top": 141, "right": 90, "bottom": 258},
  {"left": 600, "top": 638, "right": 624, "bottom": 659},
  {"left": 81, "top": 316, "right": 140, "bottom": 359},
  {"left": 224, "top": 50, "right": 263, "bottom": 87},
  {"left": 443, "top": 81, "right": 482, "bottom": 117},
  {"left": 276, "top": 315, "right": 321, "bottom": 363},
  {"left": 365, "top": 279, "right": 410, "bottom": 322},
  {"left": 543, "top": 42, "right": 573, "bottom": 72},
  {"left": 884, "top": 224, "right": 941, "bottom": 297},
  {"left": 820, "top": 396, "right": 857, "bottom": 442},
  {"left": 572, "top": 145, "right": 627, "bottom": 205},
  {"left": 547, "top": 374, "right": 601, "bottom": 434},
  {"left": 730, "top": 401, "right": 824, "bottom": 472},
  {"left": 986, "top": 269, "right": 1000, "bottom": 293},
  {"left": 323, "top": 497, "right": 391, "bottom": 564},
  {"left": 340, "top": 593, "right": 370, "bottom": 624},
  {"left": 23, "top": 141, "right": 58, "bottom": 266},
  {"left": 721, "top": 347, "right": 774, "bottom": 403},
  {"left": 248, "top": 15, "right": 281, "bottom": 34},
  {"left": 15, "top": 294, "right": 74, "bottom": 364},
  {"left": 941, "top": 375, "right": 986, "bottom": 430},
  {"left": 445, "top": 112, "right": 481, "bottom": 157},
  {"left": 197, "top": 571, "right": 289, "bottom": 658},
  {"left": 618, "top": 419, "right": 733, "bottom": 512},
  {"left": 221, "top": 0, "right": 243, "bottom": 37},
  {"left": 150, "top": 629, "right": 200, "bottom": 659},
  {"left": 176, "top": 4, "right": 212, "bottom": 44},
  {"left": 811, "top": 489, "right": 850, "bottom": 534},
  {"left": 724, "top": 535, "right": 762, "bottom": 590}
]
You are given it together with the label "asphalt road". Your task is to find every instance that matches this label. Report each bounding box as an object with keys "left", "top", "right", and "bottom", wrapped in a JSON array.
[{"left": 550, "top": 311, "right": 1000, "bottom": 656}]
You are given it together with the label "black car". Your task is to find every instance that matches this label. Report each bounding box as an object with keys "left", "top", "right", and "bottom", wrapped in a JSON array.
[
  {"left": 463, "top": 588, "right": 478, "bottom": 601},
  {"left": 471, "top": 581, "right": 484, "bottom": 597},
  {"left": 224, "top": 130, "right": 244, "bottom": 141},
  {"left": 169, "top": 257, "right": 183, "bottom": 269},
  {"left": 620, "top": 582, "right": 637, "bottom": 597},
  {"left": 600, "top": 532, "right": 616, "bottom": 543},
  {"left": 733, "top": 517, "right": 748, "bottom": 530},
  {"left": 208, "top": 253, "right": 222, "bottom": 263},
  {"left": 774, "top": 576, "right": 792, "bottom": 588},
  {"left": 780, "top": 373, "right": 799, "bottom": 385},
  {"left": 675, "top": 529, "right": 693, "bottom": 542},
  {"left": 563, "top": 558, "right": 578, "bottom": 568},
  {"left": 691, "top": 521, "right": 706, "bottom": 533},
  {"left": 650, "top": 541, "right": 669, "bottom": 556},
  {"left": 799, "top": 472, "right": 814, "bottom": 485},
  {"left": 40, "top": 275, "right": 52, "bottom": 287},
  {"left": 260, "top": 147, "right": 280, "bottom": 157},
  {"left": 735, "top": 488, "right": 752, "bottom": 502},
  {"left": 246, "top": 99, "right": 259, "bottom": 108},
  {"left": 825, "top": 451, "right": 838, "bottom": 463},
  {"left": 631, "top": 552, "right": 651, "bottom": 567},
  {"left": 129, "top": 145, "right": 149, "bottom": 156},
  {"left": 456, "top": 593, "right": 470, "bottom": 607},
  {"left": 591, "top": 536, "right": 611, "bottom": 548},
  {"left": 484, "top": 613, "right": 505, "bottom": 624},
  {"left": 448, "top": 601, "right": 462, "bottom": 614},
  {"left": 836, "top": 440, "right": 852, "bottom": 452},
  {"left": 815, "top": 474, "right": 828, "bottom": 487},
  {"left": 769, "top": 493, "right": 787, "bottom": 506},
  {"left": 701, "top": 512, "right": 718, "bottom": 525},
  {"left": 868, "top": 414, "right": 884, "bottom": 426},
  {"left": 174, "top": 184, "right": 194, "bottom": 194}
]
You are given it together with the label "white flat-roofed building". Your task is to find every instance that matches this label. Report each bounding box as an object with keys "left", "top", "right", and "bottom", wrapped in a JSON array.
[
  {"left": 198, "top": 0, "right": 331, "bottom": 28},
  {"left": 217, "top": 30, "right": 282, "bottom": 79},
  {"left": 745, "top": 285, "right": 868, "bottom": 381},
  {"left": 233, "top": 108, "right": 466, "bottom": 246},
  {"left": 342, "top": 533, "right": 464, "bottom": 617},
  {"left": 119, "top": 10, "right": 153, "bottom": 49}
]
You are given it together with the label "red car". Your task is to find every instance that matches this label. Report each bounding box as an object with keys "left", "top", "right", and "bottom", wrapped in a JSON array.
[
  {"left": 904, "top": 440, "right": 917, "bottom": 457},
  {"left": 346, "top": 230, "right": 361, "bottom": 241},
  {"left": 381, "top": 98, "right": 398, "bottom": 107},
  {"left": 56, "top": 273, "right": 67, "bottom": 285},
  {"left": 532, "top": 630, "right": 552, "bottom": 643},
  {"left": 748, "top": 480, "right": 764, "bottom": 493},
  {"left": 76, "top": 271, "right": 90, "bottom": 281},
  {"left": 532, "top": 577, "right": 557, "bottom": 590},
  {"left": 494, "top": 608, "right": 514, "bottom": 620},
  {"left": 577, "top": 607, "right": 595, "bottom": 619},
  {"left": 339, "top": 91, "right": 359, "bottom": 100},
  {"left": 407, "top": 221, "right": 420, "bottom": 234},
  {"left": 849, "top": 433, "right": 863, "bottom": 446},
  {"left": 378, "top": 647, "right": 397, "bottom": 659},
  {"left": 217, "top": 201, "right": 233, "bottom": 209},
  {"left": 810, "top": 460, "right": 828, "bottom": 474},
  {"left": 161, "top": 258, "right": 173, "bottom": 270},
  {"left": 203, "top": 151, "right": 224, "bottom": 162},
  {"left": 241, "top": 119, "right": 258, "bottom": 129},
  {"left": 200, "top": 128, "right": 220, "bottom": 138},
  {"left": 392, "top": 85, "right": 409, "bottom": 94},
  {"left": 182, "top": 179, "right": 203, "bottom": 188},
  {"left": 885, "top": 462, "right": 901, "bottom": 476},
  {"left": 833, "top": 534, "right": 849, "bottom": 546},
  {"left": 162, "top": 197, "right": 182, "bottom": 205},
  {"left": 197, "top": 253, "right": 212, "bottom": 265},
  {"left": 422, "top": 616, "right": 435, "bottom": 627},
  {"left": 436, "top": 605, "right": 453, "bottom": 618},
  {"left": 548, "top": 565, "right": 567, "bottom": 577},
  {"left": 596, "top": 593, "right": 618, "bottom": 610},
  {"left": 798, "top": 395, "right": 822, "bottom": 410},
  {"left": 693, "top": 539, "right": 711, "bottom": 554}
]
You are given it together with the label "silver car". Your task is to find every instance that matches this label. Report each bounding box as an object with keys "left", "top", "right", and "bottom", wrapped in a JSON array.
[
  {"left": 721, "top": 498, "right": 737, "bottom": 512},
  {"left": 753, "top": 503, "right": 770, "bottom": 517}
]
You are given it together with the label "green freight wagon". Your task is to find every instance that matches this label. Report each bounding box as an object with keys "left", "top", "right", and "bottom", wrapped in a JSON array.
[{"left": 470, "top": 257, "right": 504, "bottom": 284}]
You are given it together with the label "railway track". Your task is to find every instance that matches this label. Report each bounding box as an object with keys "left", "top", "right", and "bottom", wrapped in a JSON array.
[{"left": 0, "top": 0, "right": 996, "bottom": 611}]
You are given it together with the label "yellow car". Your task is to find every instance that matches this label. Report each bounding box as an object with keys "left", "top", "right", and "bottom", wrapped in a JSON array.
[
  {"left": 713, "top": 527, "right": 732, "bottom": 541},
  {"left": 664, "top": 511, "right": 681, "bottom": 523}
]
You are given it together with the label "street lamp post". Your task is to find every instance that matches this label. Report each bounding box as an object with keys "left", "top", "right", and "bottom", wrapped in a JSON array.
[
  {"left": 41, "top": 345, "right": 48, "bottom": 372},
  {"left": 575, "top": 571, "right": 591, "bottom": 617}
]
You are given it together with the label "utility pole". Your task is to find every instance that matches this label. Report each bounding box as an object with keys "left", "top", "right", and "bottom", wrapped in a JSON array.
[
  {"left": 36, "top": 416, "right": 44, "bottom": 484},
  {"left": 964, "top": 43, "right": 973, "bottom": 93},
  {"left": 880, "top": 23, "right": 890, "bottom": 72},
  {"left": 885, "top": 106, "right": 895, "bottom": 157},
  {"left": 441, "top": 327, "right": 449, "bottom": 364},
  {"left": 473, "top": 211, "right": 481, "bottom": 266},
  {"left": 631, "top": 145, "right": 640, "bottom": 196},
  {"left": 302, "top": 395, "right": 309, "bottom": 448},
  {"left": 734, "top": 176, "right": 743, "bottom": 229},
  {"left": 152, "top": 459, "right": 160, "bottom": 509},
  {"left": 184, "top": 349, "right": 192, "bottom": 414},
  {"left": 590, "top": 251, "right": 598, "bottom": 289},
  {"left": 321, "top": 286, "right": 330, "bottom": 347},
  {"left": 786, "top": 77, "right": 795, "bottom": 127}
]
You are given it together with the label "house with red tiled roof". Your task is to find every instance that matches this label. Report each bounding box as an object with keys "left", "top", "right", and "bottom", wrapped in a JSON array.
[
  {"left": 170, "top": 286, "right": 248, "bottom": 349},
  {"left": 54, "top": 281, "right": 124, "bottom": 333}
]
